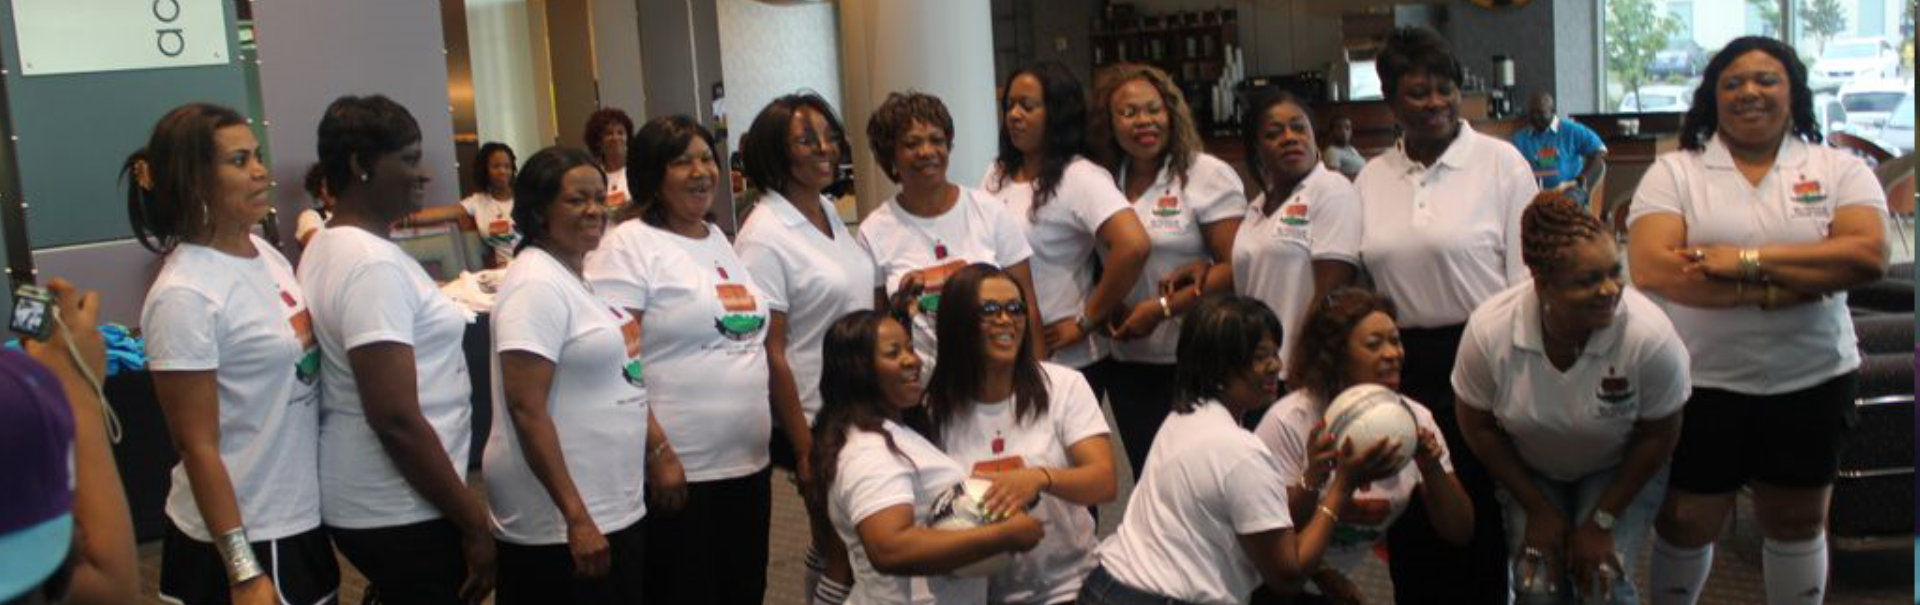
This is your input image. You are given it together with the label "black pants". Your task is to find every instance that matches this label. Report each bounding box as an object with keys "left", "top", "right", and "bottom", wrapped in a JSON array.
[
  {"left": 1100, "top": 360, "right": 1176, "bottom": 479},
  {"left": 160, "top": 523, "right": 340, "bottom": 605},
  {"left": 644, "top": 467, "right": 771, "bottom": 605},
  {"left": 496, "top": 519, "right": 647, "bottom": 604},
  {"left": 1383, "top": 324, "right": 1509, "bottom": 604},
  {"left": 330, "top": 518, "right": 468, "bottom": 605}
]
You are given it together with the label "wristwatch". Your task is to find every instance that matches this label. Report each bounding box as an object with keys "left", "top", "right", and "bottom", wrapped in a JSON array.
[{"left": 1588, "top": 509, "right": 1616, "bottom": 532}]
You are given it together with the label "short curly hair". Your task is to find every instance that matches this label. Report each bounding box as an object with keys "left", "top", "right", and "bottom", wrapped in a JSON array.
[
  {"left": 583, "top": 108, "right": 635, "bottom": 162},
  {"left": 865, "top": 91, "right": 953, "bottom": 183}
]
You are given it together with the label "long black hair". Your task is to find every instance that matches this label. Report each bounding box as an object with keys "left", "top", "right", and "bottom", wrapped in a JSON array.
[
  {"left": 511, "top": 146, "right": 603, "bottom": 254},
  {"left": 991, "top": 61, "right": 1087, "bottom": 216},
  {"left": 1172, "top": 294, "right": 1283, "bottom": 413},
  {"left": 810, "top": 310, "right": 916, "bottom": 508},
  {"left": 924, "top": 263, "right": 1051, "bottom": 442},
  {"left": 1679, "top": 36, "right": 1822, "bottom": 151},
  {"left": 128, "top": 103, "right": 249, "bottom": 254},
  {"left": 742, "top": 92, "right": 846, "bottom": 196}
]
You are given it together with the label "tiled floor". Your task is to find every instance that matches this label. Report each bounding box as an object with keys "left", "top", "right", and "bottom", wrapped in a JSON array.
[{"left": 137, "top": 436, "right": 1912, "bottom": 605}]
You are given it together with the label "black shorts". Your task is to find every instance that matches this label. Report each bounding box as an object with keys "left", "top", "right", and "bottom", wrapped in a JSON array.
[
  {"left": 495, "top": 520, "right": 646, "bottom": 604},
  {"left": 1669, "top": 371, "right": 1860, "bottom": 493},
  {"left": 159, "top": 522, "right": 340, "bottom": 605}
]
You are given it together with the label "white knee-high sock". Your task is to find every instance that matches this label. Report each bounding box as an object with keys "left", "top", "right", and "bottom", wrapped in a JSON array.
[
  {"left": 803, "top": 546, "right": 826, "bottom": 604},
  {"left": 811, "top": 574, "right": 852, "bottom": 605},
  {"left": 1650, "top": 535, "right": 1713, "bottom": 605},
  {"left": 1762, "top": 534, "right": 1828, "bottom": 605}
]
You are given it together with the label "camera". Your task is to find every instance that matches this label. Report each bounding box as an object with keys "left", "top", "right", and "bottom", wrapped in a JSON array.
[{"left": 10, "top": 283, "right": 55, "bottom": 341}]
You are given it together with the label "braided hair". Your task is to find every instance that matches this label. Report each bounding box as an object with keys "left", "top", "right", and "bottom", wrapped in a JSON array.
[{"left": 1520, "top": 191, "right": 1608, "bottom": 280}]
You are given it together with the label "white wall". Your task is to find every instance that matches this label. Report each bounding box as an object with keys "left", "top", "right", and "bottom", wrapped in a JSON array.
[
  {"left": 716, "top": 0, "right": 845, "bottom": 152},
  {"left": 467, "top": 0, "right": 548, "bottom": 157}
]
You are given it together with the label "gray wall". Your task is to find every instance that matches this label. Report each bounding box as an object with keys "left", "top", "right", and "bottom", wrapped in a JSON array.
[
  {"left": 0, "top": 0, "right": 251, "bottom": 325},
  {"left": 252, "top": 0, "right": 462, "bottom": 263},
  {"left": 636, "top": 0, "right": 736, "bottom": 231}
]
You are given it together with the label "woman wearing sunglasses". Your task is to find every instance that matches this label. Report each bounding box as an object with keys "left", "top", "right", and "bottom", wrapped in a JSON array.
[{"left": 921, "top": 263, "right": 1117, "bottom": 604}]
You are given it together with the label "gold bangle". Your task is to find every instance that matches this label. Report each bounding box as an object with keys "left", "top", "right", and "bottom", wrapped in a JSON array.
[
  {"left": 1738, "top": 247, "right": 1761, "bottom": 280},
  {"left": 1317, "top": 503, "right": 1339, "bottom": 521},
  {"left": 1158, "top": 296, "right": 1173, "bottom": 319}
]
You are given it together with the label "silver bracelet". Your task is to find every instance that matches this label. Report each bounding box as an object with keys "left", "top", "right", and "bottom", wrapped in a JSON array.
[{"left": 214, "top": 527, "right": 264, "bottom": 585}]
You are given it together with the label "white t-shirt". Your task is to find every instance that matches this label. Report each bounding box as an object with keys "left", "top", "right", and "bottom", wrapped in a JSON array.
[
  {"left": 1097, "top": 400, "right": 1293, "bottom": 605},
  {"left": 1356, "top": 122, "right": 1538, "bottom": 328},
  {"left": 460, "top": 192, "right": 518, "bottom": 266},
  {"left": 606, "top": 167, "right": 631, "bottom": 209},
  {"left": 982, "top": 158, "right": 1132, "bottom": 369},
  {"left": 736, "top": 191, "right": 878, "bottom": 424},
  {"left": 144, "top": 236, "right": 322, "bottom": 542},
  {"left": 830, "top": 420, "right": 986, "bottom": 605},
  {"left": 1627, "top": 135, "right": 1883, "bottom": 394},
  {"left": 585, "top": 220, "right": 772, "bottom": 482},
  {"left": 1254, "top": 390, "right": 1449, "bottom": 576},
  {"left": 295, "top": 208, "right": 327, "bottom": 244},
  {"left": 298, "top": 226, "right": 473, "bottom": 529},
  {"left": 935, "top": 362, "right": 1111, "bottom": 603},
  {"left": 1235, "top": 163, "right": 1362, "bottom": 371},
  {"left": 1453, "top": 282, "right": 1690, "bottom": 481},
  {"left": 1111, "top": 153, "right": 1247, "bottom": 365},
  {"left": 484, "top": 247, "right": 649, "bottom": 545},
  {"left": 857, "top": 188, "right": 1033, "bottom": 370}
]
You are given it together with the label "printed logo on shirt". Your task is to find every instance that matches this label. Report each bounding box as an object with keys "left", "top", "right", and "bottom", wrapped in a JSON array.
[
  {"left": 607, "top": 188, "right": 631, "bottom": 209},
  {"left": 712, "top": 283, "right": 766, "bottom": 341},
  {"left": 1788, "top": 177, "right": 1833, "bottom": 220},
  {"left": 1329, "top": 498, "right": 1392, "bottom": 546},
  {"left": 483, "top": 218, "right": 516, "bottom": 248},
  {"left": 289, "top": 308, "right": 320, "bottom": 386},
  {"left": 1532, "top": 145, "right": 1561, "bottom": 169},
  {"left": 1151, "top": 195, "right": 1181, "bottom": 217},
  {"left": 915, "top": 259, "right": 968, "bottom": 315},
  {"left": 1279, "top": 201, "right": 1310, "bottom": 227},
  {"left": 616, "top": 309, "right": 645, "bottom": 388},
  {"left": 1594, "top": 366, "right": 1636, "bottom": 418},
  {"left": 1790, "top": 179, "right": 1827, "bottom": 204},
  {"left": 971, "top": 456, "right": 1025, "bottom": 475}
]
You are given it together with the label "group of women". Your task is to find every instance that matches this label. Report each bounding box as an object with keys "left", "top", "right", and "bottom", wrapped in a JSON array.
[{"left": 125, "top": 24, "right": 1886, "bottom": 605}]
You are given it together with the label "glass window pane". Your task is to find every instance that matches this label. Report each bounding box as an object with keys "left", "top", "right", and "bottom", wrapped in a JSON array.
[
  {"left": 1794, "top": 0, "right": 1914, "bottom": 148},
  {"left": 1604, "top": 0, "right": 1779, "bottom": 114}
]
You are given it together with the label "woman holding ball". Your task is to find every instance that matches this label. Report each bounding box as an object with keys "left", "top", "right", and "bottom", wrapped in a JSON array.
[{"left": 1252, "top": 287, "right": 1472, "bottom": 604}]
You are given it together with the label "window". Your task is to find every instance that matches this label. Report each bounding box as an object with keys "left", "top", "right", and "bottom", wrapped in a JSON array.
[{"left": 1602, "top": 0, "right": 1916, "bottom": 145}]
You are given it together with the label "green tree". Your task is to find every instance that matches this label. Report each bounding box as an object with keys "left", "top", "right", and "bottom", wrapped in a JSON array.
[
  {"left": 1748, "top": 0, "right": 1782, "bottom": 37},
  {"left": 1801, "top": 0, "right": 1849, "bottom": 53},
  {"left": 1608, "top": 0, "right": 1683, "bottom": 109}
]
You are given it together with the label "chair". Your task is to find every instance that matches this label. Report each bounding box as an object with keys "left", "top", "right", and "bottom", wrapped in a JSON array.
[
  {"left": 1871, "top": 153, "right": 1915, "bottom": 256},
  {"left": 1829, "top": 131, "right": 1895, "bottom": 166}
]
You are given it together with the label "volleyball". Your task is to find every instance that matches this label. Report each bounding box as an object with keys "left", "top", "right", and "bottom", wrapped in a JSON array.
[
  {"left": 927, "top": 478, "right": 1012, "bottom": 577},
  {"left": 1323, "top": 384, "right": 1418, "bottom": 472}
]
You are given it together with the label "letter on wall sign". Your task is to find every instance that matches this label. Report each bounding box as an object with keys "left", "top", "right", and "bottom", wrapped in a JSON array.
[{"left": 12, "top": 0, "right": 229, "bottom": 76}]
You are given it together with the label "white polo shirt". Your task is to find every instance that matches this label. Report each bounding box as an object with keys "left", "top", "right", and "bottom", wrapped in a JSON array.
[
  {"left": 857, "top": 188, "right": 1033, "bottom": 370},
  {"left": 1235, "top": 163, "right": 1362, "bottom": 370},
  {"left": 983, "top": 158, "right": 1133, "bottom": 369},
  {"left": 585, "top": 220, "right": 772, "bottom": 482},
  {"left": 830, "top": 420, "right": 984, "bottom": 605},
  {"left": 1627, "top": 135, "right": 1883, "bottom": 394},
  {"left": 1254, "top": 390, "right": 1448, "bottom": 576},
  {"left": 145, "top": 236, "right": 321, "bottom": 542},
  {"left": 299, "top": 226, "right": 473, "bottom": 529},
  {"left": 1356, "top": 121, "right": 1538, "bottom": 328},
  {"left": 1112, "top": 153, "right": 1248, "bottom": 365},
  {"left": 484, "top": 247, "right": 649, "bottom": 545},
  {"left": 935, "top": 362, "right": 1110, "bottom": 603},
  {"left": 1454, "top": 282, "right": 1691, "bottom": 480},
  {"left": 736, "top": 192, "right": 878, "bottom": 424},
  {"left": 1097, "top": 400, "right": 1293, "bottom": 605}
]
